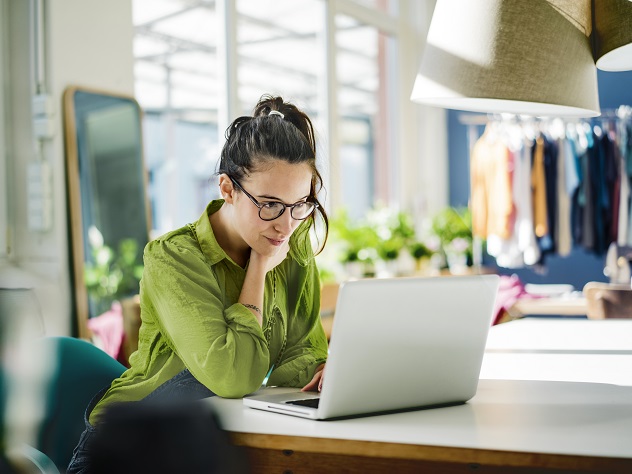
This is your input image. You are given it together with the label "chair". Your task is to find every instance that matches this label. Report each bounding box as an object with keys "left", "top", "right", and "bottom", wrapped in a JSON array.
[
  {"left": 320, "top": 283, "right": 340, "bottom": 340},
  {"left": 0, "top": 288, "right": 58, "bottom": 473},
  {"left": 582, "top": 282, "right": 632, "bottom": 319},
  {"left": 9, "top": 444, "right": 61, "bottom": 474},
  {"left": 35, "top": 336, "right": 126, "bottom": 472}
]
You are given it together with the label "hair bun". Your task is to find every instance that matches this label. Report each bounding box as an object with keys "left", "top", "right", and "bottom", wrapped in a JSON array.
[
  {"left": 268, "top": 110, "right": 284, "bottom": 119},
  {"left": 253, "top": 94, "right": 284, "bottom": 118},
  {"left": 251, "top": 94, "right": 315, "bottom": 155}
]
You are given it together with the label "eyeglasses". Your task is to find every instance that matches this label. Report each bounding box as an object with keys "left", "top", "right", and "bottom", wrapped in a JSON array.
[{"left": 229, "top": 177, "right": 318, "bottom": 221}]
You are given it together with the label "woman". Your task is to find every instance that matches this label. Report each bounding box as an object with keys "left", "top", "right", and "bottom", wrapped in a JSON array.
[{"left": 67, "top": 95, "right": 329, "bottom": 472}]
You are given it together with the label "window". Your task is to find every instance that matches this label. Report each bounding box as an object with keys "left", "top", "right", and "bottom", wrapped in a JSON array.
[
  {"left": 133, "top": 0, "right": 221, "bottom": 235},
  {"left": 336, "top": 13, "right": 398, "bottom": 218},
  {"left": 350, "top": 0, "right": 397, "bottom": 14},
  {"left": 236, "top": 0, "right": 323, "bottom": 116},
  {"left": 133, "top": 0, "right": 408, "bottom": 232}
]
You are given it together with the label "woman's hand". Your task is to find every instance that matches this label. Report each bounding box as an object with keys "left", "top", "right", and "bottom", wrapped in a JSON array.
[
  {"left": 301, "top": 363, "right": 325, "bottom": 392},
  {"left": 249, "top": 240, "right": 290, "bottom": 275},
  {"left": 239, "top": 241, "right": 290, "bottom": 327}
]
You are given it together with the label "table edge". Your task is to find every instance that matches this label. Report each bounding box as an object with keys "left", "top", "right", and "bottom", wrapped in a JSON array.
[{"left": 229, "top": 431, "right": 632, "bottom": 471}]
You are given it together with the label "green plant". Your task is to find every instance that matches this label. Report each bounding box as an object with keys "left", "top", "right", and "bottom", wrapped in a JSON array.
[
  {"left": 409, "top": 241, "right": 432, "bottom": 260},
  {"left": 431, "top": 207, "right": 472, "bottom": 246},
  {"left": 84, "top": 226, "right": 144, "bottom": 315},
  {"left": 431, "top": 207, "right": 473, "bottom": 262},
  {"left": 329, "top": 209, "right": 379, "bottom": 265},
  {"left": 368, "top": 208, "right": 416, "bottom": 261}
]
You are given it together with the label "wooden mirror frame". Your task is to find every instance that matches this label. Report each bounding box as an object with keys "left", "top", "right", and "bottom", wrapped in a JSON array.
[{"left": 63, "top": 86, "right": 151, "bottom": 339}]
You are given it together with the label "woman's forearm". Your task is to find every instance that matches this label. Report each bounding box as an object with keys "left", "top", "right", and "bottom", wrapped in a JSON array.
[{"left": 239, "top": 260, "right": 266, "bottom": 326}]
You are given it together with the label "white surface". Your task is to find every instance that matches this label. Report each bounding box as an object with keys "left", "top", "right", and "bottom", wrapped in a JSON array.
[
  {"left": 485, "top": 319, "right": 632, "bottom": 352},
  {"left": 482, "top": 318, "right": 632, "bottom": 387},
  {"left": 209, "top": 379, "right": 632, "bottom": 459},
  {"left": 207, "top": 319, "right": 632, "bottom": 460},
  {"left": 481, "top": 353, "right": 632, "bottom": 386}
]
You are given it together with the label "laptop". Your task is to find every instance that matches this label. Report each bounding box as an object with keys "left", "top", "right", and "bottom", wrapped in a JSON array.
[{"left": 243, "top": 274, "right": 500, "bottom": 420}]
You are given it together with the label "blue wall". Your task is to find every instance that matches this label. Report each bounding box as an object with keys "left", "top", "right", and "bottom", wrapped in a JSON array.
[{"left": 447, "top": 70, "right": 632, "bottom": 289}]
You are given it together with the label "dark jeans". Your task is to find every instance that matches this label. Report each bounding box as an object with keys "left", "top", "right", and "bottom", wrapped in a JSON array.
[{"left": 66, "top": 369, "right": 215, "bottom": 474}]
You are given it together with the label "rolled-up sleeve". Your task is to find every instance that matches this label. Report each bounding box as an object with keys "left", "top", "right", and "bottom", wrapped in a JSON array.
[
  {"left": 267, "top": 260, "right": 328, "bottom": 388},
  {"left": 142, "top": 239, "right": 270, "bottom": 398}
]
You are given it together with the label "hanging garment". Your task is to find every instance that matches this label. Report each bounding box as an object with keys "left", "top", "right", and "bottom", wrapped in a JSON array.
[
  {"left": 483, "top": 124, "right": 530, "bottom": 268},
  {"left": 515, "top": 139, "right": 540, "bottom": 266},
  {"left": 470, "top": 127, "right": 516, "bottom": 240},
  {"left": 591, "top": 130, "right": 616, "bottom": 255},
  {"left": 542, "top": 135, "right": 559, "bottom": 255},
  {"left": 531, "top": 136, "right": 548, "bottom": 238},
  {"left": 556, "top": 137, "right": 575, "bottom": 256},
  {"left": 626, "top": 122, "right": 632, "bottom": 246},
  {"left": 610, "top": 131, "right": 621, "bottom": 245},
  {"left": 618, "top": 121, "right": 631, "bottom": 245},
  {"left": 580, "top": 129, "right": 595, "bottom": 250},
  {"left": 488, "top": 147, "right": 526, "bottom": 268}
]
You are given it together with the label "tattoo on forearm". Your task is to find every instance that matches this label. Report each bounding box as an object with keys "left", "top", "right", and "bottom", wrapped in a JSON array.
[{"left": 243, "top": 303, "right": 262, "bottom": 316}]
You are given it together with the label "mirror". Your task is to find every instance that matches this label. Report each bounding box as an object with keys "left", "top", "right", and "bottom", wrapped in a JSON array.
[{"left": 63, "top": 87, "right": 150, "bottom": 339}]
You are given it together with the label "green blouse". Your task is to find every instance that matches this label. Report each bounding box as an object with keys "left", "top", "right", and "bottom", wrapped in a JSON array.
[{"left": 89, "top": 200, "right": 328, "bottom": 424}]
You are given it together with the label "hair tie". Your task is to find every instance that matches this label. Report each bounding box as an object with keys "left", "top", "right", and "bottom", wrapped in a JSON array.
[{"left": 268, "top": 110, "right": 284, "bottom": 119}]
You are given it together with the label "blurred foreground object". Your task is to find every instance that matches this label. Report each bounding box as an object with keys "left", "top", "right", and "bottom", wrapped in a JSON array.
[{"left": 87, "top": 400, "right": 249, "bottom": 474}]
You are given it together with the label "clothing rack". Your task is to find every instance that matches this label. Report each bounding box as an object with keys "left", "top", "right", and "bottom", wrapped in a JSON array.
[
  {"left": 458, "top": 106, "right": 632, "bottom": 127},
  {"left": 463, "top": 105, "right": 632, "bottom": 270}
]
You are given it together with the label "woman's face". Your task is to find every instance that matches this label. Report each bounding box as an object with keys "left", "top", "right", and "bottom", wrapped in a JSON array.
[{"left": 231, "top": 159, "right": 313, "bottom": 258}]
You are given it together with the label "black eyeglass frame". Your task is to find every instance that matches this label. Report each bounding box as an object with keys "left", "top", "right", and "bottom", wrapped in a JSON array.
[{"left": 229, "top": 176, "right": 318, "bottom": 221}]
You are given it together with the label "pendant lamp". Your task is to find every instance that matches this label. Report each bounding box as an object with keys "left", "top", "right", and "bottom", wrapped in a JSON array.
[
  {"left": 593, "top": 0, "right": 632, "bottom": 71},
  {"left": 411, "top": 0, "right": 601, "bottom": 117}
]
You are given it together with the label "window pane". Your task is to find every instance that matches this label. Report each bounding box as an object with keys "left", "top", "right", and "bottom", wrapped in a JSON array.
[
  {"left": 236, "top": 0, "right": 323, "bottom": 118},
  {"left": 336, "top": 14, "right": 398, "bottom": 218},
  {"left": 349, "top": 0, "right": 397, "bottom": 15},
  {"left": 133, "top": 0, "right": 220, "bottom": 235}
]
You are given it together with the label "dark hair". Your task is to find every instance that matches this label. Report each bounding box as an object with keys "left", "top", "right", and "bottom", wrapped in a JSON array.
[{"left": 217, "top": 94, "right": 328, "bottom": 254}]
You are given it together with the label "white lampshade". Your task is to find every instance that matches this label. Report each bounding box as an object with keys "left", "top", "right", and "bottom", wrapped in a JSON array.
[
  {"left": 411, "top": 0, "right": 600, "bottom": 117},
  {"left": 593, "top": 0, "right": 632, "bottom": 71}
]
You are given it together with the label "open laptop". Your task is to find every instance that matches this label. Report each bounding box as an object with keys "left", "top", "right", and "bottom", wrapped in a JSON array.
[{"left": 243, "top": 274, "right": 500, "bottom": 420}]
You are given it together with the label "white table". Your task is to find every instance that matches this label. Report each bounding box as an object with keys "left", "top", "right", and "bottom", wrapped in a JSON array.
[
  {"left": 485, "top": 319, "right": 632, "bottom": 354},
  {"left": 206, "top": 319, "right": 632, "bottom": 473},
  {"left": 482, "top": 318, "right": 632, "bottom": 386}
]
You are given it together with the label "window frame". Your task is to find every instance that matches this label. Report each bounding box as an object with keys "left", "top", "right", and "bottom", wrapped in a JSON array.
[{"left": 0, "top": 0, "right": 9, "bottom": 259}]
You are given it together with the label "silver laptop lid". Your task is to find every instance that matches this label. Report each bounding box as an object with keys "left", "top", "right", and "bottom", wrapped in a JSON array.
[{"left": 317, "top": 275, "right": 499, "bottom": 419}]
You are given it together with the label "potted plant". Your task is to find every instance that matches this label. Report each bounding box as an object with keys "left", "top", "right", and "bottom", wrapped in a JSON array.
[
  {"left": 367, "top": 207, "right": 417, "bottom": 276},
  {"left": 328, "top": 209, "right": 378, "bottom": 278},
  {"left": 409, "top": 241, "right": 433, "bottom": 273},
  {"left": 430, "top": 207, "right": 473, "bottom": 273},
  {"left": 84, "top": 226, "right": 144, "bottom": 317}
]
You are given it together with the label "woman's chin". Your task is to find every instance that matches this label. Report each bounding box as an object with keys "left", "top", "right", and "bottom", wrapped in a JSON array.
[{"left": 252, "top": 243, "right": 280, "bottom": 258}]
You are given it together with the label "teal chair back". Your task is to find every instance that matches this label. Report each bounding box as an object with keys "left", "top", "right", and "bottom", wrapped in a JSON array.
[{"left": 36, "top": 336, "right": 126, "bottom": 471}]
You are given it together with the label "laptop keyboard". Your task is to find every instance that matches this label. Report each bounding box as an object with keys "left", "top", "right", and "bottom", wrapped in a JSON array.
[{"left": 286, "top": 398, "right": 320, "bottom": 408}]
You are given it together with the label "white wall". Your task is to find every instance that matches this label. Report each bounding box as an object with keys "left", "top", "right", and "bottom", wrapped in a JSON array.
[{"left": 0, "top": 0, "right": 134, "bottom": 336}]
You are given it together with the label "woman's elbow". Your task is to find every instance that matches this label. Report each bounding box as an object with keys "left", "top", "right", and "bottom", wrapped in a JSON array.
[
  {"left": 205, "top": 361, "right": 268, "bottom": 398},
  {"left": 213, "top": 377, "right": 263, "bottom": 399}
]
